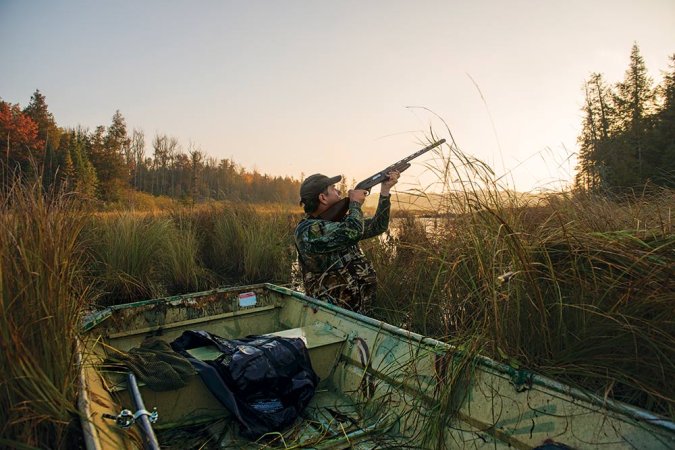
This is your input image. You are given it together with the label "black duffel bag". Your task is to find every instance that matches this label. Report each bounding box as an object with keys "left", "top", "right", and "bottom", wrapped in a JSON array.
[{"left": 171, "top": 330, "right": 319, "bottom": 439}]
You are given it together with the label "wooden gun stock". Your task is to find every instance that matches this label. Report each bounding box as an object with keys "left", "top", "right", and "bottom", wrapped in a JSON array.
[{"left": 319, "top": 197, "right": 350, "bottom": 222}]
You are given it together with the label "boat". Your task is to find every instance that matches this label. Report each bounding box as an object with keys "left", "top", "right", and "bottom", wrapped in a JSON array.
[{"left": 78, "top": 283, "right": 675, "bottom": 449}]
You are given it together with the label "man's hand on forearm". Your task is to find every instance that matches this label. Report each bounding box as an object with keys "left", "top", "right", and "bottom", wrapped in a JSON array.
[{"left": 349, "top": 189, "right": 368, "bottom": 204}]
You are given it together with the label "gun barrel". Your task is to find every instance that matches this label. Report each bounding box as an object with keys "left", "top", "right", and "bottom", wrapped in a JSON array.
[
  {"left": 397, "top": 139, "right": 445, "bottom": 166},
  {"left": 358, "top": 139, "right": 446, "bottom": 190},
  {"left": 318, "top": 139, "right": 446, "bottom": 221}
]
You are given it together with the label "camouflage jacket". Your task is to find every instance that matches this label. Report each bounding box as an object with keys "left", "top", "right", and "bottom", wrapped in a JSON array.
[{"left": 294, "top": 195, "right": 392, "bottom": 275}]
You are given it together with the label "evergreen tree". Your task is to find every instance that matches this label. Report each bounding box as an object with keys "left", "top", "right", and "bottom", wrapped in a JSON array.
[
  {"left": 575, "top": 73, "right": 615, "bottom": 190},
  {"left": 574, "top": 44, "right": 675, "bottom": 191},
  {"left": 23, "top": 90, "right": 62, "bottom": 187},
  {"left": 23, "top": 90, "right": 61, "bottom": 150},
  {"left": 1, "top": 92, "right": 315, "bottom": 204},
  {"left": 56, "top": 131, "right": 75, "bottom": 188},
  {"left": 613, "top": 44, "right": 658, "bottom": 186},
  {"left": 62, "top": 128, "right": 98, "bottom": 198},
  {"left": 188, "top": 144, "right": 204, "bottom": 203},
  {"left": 105, "top": 110, "right": 131, "bottom": 160},
  {"left": 652, "top": 54, "right": 675, "bottom": 187},
  {"left": 88, "top": 117, "right": 128, "bottom": 201}
]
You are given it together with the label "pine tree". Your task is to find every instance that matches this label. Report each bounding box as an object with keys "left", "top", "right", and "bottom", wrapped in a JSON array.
[
  {"left": 575, "top": 73, "right": 615, "bottom": 190},
  {"left": 613, "top": 44, "right": 658, "bottom": 186},
  {"left": 652, "top": 54, "right": 675, "bottom": 187},
  {"left": 23, "top": 90, "right": 60, "bottom": 149},
  {"left": 23, "top": 90, "right": 62, "bottom": 186},
  {"left": 88, "top": 112, "right": 130, "bottom": 201},
  {"left": 56, "top": 131, "right": 75, "bottom": 188},
  {"left": 105, "top": 110, "right": 131, "bottom": 159},
  {"left": 62, "top": 128, "right": 98, "bottom": 198},
  {"left": 188, "top": 144, "right": 203, "bottom": 203},
  {"left": 74, "top": 129, "right": 99, "bottom": 198}
]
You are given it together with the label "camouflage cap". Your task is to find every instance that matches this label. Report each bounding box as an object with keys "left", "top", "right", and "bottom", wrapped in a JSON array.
[{"left": 300, "top": 173, "right": 342, "bottom": 204}]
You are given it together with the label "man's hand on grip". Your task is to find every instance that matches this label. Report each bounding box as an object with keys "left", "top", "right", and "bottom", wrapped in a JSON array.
[{"left": 348, "top": 189, "right": 368, "bottom": 205}]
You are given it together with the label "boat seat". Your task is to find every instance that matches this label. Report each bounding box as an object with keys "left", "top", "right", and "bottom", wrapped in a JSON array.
[{"left": 185, "top": 322, "right": 347, "bottom": 380}]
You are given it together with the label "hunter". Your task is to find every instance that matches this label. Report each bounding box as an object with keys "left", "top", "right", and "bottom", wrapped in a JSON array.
[{"left": 294, "top": 171, "right": 399, "bottom": 314}]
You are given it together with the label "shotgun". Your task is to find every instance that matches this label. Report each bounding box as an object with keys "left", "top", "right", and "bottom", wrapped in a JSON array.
[{"left": 319, "top": 139, "right": 446, "bottom": 221}]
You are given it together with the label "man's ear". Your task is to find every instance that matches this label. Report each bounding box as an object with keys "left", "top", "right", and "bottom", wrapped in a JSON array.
[{"left": 318, "top": 193, "right": 327, "bottom": 205}]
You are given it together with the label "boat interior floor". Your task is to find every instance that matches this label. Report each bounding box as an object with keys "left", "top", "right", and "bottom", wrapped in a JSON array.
[
  {"left": 99, "top": 322, "right": 411, "bottom": 448},
  {"left": 150, "top": 385, "right": 409, "bottom": 449}
]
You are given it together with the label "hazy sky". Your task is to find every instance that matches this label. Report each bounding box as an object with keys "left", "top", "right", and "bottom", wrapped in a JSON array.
[{"left": 1, "top": 1, "right": 673, "bottom": 192}]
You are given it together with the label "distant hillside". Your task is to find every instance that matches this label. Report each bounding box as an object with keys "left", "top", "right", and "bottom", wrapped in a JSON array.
[{"left": 363, "top": 190, "right": 542, "bottom": 216}]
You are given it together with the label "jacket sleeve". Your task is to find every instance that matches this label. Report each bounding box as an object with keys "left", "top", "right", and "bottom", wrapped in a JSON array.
[
  {"left": 362, "top": 195, "right": 391, "bottom": 239},
  {"left": 301, "top": 202, "right": 365, "bottom": 254}
]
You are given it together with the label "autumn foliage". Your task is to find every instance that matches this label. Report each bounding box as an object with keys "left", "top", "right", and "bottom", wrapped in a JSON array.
[
  {"left": 0, "top": 90, "right": 301, "bottom": 205},
  {"left": 0, "top": 100, "right": 44, "bottom": 170}
]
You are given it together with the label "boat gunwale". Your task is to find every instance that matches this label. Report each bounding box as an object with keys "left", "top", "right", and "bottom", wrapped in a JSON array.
[
  {"left": 80, "top": 282, "right": 675, "bottom": 436},
  {"left": 263, "top": 284, "right": 675, "bottom": 435},
  {"left": 80, "top": 283, "right": 271, "bottom": 332}
]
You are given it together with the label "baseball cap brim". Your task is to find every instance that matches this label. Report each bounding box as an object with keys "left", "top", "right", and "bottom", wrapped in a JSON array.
[{"left": 325, "top": 175, "right": 342, "bottom": 186}]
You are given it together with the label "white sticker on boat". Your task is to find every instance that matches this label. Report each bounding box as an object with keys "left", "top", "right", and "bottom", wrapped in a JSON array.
[{"left": 239, "top": 292, "right": 257, "bottom": 307}]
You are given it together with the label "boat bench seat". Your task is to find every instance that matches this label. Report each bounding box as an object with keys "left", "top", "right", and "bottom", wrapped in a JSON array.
[{"left": 186, "top": 322, "right": 348, "bottom": 380}]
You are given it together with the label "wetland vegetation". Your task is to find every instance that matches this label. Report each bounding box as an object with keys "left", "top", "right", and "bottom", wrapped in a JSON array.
[{"left": 2, "top": 44, "right": 674, "bottom": 448}]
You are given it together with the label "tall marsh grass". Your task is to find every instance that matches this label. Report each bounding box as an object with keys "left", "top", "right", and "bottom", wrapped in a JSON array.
[
  {"left": 164, "top": 213, "right": 213, "bottom": 294},
  {"left": 3, "top": 136, "right": 670, "bottom": 449},
  {"left": 84, "top": 204, "right": 295, "bottom": 305},
  {"left": 365, "top": 136, "right": 674, "bottom": 417},
  {"left": 86, "top": 212, "right": 175, "bottom": 305},
  {"left": 0, "top": 193, "right": 297, "bottom": 446},
  {"left": 197, "top": 204, "right": 295, "bottom": 285},
  {"left": 0, "top": 181, "right": 91, "bottom": 449}
]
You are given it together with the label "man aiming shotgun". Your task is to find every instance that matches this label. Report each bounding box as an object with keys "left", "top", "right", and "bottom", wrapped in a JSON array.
[{"left": 294, "top": 139, "right": 445, "bottom": 313}]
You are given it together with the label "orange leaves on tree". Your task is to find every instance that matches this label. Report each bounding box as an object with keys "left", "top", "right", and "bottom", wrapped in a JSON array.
[{"left": 0, "top": 101, "right": 44, "bottom": 164}]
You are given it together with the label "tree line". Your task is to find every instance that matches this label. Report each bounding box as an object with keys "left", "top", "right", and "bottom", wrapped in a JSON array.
[
  {"left": 0, "top": 91, "right": 301, "bottom": 204},
  {"left": 575, "top": 44, "right": 675, "bottom": 191}
]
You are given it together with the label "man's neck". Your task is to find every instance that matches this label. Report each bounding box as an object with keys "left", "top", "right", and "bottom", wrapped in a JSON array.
[{"left": 310, "top": 203, "right": 331, "bottom": 218}]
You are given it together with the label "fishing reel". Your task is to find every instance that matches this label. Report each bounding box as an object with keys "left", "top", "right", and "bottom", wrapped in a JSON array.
[{"left": 103, "top": 407, "right": 158, "bottom": 429}]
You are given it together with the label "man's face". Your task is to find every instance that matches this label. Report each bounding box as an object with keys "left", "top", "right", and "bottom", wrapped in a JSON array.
[{"left": 320, "top": 184, "right": 341, "bottom": 207}]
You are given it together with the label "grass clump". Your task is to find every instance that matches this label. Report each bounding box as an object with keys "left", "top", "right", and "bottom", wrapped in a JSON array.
[
  {"left": 199, "top": 204, "right": 295, "bottom": 285},
  {"left": 164, "top": 211, "right": 213, "bottom": 294},
  {"left": 82, "top": 203, "right": 296, "bottom": 305},
  {"left": 86, "top": 212, "right": 172, "bottom": 305},
  {"left": 0, "top": 180, "right": 91, "bottom": 449}
]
